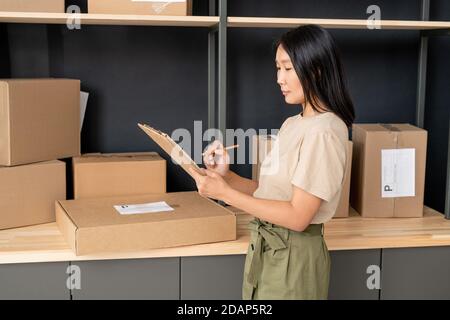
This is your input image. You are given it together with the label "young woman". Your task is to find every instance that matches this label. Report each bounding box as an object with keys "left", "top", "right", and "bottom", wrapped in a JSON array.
[{"left": 189, "top": 24, "right": 355, "bottom": 300}]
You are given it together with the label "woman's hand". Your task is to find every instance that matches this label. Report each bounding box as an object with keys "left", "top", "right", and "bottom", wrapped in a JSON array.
[
  {"left": 203, "top": 140, "right": 230, "bottom": 177},
  {"left": 189, "top": 168, "right": 232, "bottom": 202}
]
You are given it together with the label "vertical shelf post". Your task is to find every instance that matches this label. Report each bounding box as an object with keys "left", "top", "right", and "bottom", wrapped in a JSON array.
[
  {"left": 416, "top": 0, "right": 430, "bottom": 129},
  {"left": 218, "top": 0, "right": 227, "bottom": 139},
  {"left": 446, "top": 120, "right": 450, "bottom": 219},
  {"left": 208, "top": 0, "right": 216, "bottom": 133}
]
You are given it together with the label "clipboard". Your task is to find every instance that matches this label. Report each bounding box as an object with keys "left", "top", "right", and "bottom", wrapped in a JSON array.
[{"left": 138, "top": 123, "right": 204, "bottom": 179}]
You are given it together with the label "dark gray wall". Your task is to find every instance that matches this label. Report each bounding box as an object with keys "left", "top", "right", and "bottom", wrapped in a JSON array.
[
  {"left": 0, "top": 24, "right": 10, "bottom": 77},
  {"left": 3, "top": 0, "right": 449, "bottom": 213}
]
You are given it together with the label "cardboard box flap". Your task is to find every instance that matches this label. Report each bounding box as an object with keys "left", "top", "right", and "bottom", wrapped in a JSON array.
[
  {"left": 387, "top": 123, "right": 426, "bottom": 132},
  {"left": 58, "top": 192, "right": 234, "bottom": 228},
  {"left": 73, "top": 152, "right": 163, "bottom": 164},
  {"left": 379, "top": 123, "right": 427, "bottom": 133},
  {"left": 355, "top": 123, "right": 427, "bottom": 133},
  {"left": 353, "top": 124, "right": 390, "bottom": 132}
]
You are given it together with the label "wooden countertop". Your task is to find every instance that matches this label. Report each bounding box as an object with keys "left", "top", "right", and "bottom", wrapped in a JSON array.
[{"left": 1, "top": 206, "right": 450, "bottom": 265}]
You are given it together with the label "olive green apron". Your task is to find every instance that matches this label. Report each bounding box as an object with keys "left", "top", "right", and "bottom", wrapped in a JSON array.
[{"left": 242, "top": 218, "right": 330, "bottom": 300}]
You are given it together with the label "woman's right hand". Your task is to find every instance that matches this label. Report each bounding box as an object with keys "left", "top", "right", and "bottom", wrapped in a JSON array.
[{"left": 203, "top": 140, "right": 230, "bottom": 177}]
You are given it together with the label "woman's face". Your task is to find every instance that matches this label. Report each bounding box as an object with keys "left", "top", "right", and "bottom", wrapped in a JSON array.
[{"left": 275, "top": 45, "right": 304, "bottom": 105}]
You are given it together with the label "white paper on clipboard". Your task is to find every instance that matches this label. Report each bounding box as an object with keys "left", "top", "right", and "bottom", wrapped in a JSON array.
[{"left": 138, "top": 123, "right": 204, "bottom": 179}]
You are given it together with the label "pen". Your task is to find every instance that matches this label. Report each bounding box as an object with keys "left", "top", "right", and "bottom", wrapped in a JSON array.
[{"left": 202, "top": 144, "right": 239, "bottom": 156}]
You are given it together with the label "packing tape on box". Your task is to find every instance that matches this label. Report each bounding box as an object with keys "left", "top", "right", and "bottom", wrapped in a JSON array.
[
  {"left": 380, "top": 123, "right": 401, "bottom": 132},
  {"left": 380, "top": 123, "right": 399, "bottom": 145}
]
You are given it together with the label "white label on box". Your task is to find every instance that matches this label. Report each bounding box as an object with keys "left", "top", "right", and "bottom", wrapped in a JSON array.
[
  {"left": 381, "top": 148, "right": 415, "bottom": 198},
  {"left": 114, "top": 201, "right": 174, "bottom": 215}
]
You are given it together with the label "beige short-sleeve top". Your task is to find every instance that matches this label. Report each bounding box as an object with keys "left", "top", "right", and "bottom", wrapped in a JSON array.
[{"left": 253, "top": 111, "right": 348, "bottom": 224}]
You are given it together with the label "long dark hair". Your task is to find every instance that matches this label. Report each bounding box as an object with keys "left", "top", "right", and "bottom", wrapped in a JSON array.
[{"left": 275, "top": 25, "right": 355, "bottom": 127}]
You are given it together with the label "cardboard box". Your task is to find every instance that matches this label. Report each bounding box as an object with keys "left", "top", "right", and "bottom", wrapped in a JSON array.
[
  {"left": 0, "top": 160, "right": 66, "bottom": 230},
  {"left": 73, "top": 152, "right": 167, "bottom": 199},
  {"left": 333, "top": 141, "right": 353, "bottom": 218},
  {"left": 88, "top": 0, "right": 193, "bottom": 16},
  {"left": 251, "top": 135, "right": 353, "bottom": 218},
  {"left": 0, "top": 79, "right": 81, "bottom": 166},
  {"left": 227, "top": 206, "right": 254, "bottom": 237},
  {"left": 56, "top": 191, "right": 237, "bottom": 255},
  {"left": 350, "top": 124, "right": 427, "bottom": 218},
  {"left": 0, "top": 0, "right": 65, "bottom": 13}
]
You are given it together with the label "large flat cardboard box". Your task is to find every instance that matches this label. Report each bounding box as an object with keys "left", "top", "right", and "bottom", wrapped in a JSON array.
[
  {"left": 251, "top": 135, "right": 353, "bottom": 219},
  {"left": 0, "top": 160, "right": 66, "bottom": 230},
  {"left": 0, "top": 79, "right": 81, "bottom": 166},
  {"left": 0, "top": 0, "right": 65, "bottom": 13},
  {"left": 73, "top": 152, "right": 166, "bottom": 199},
  {"left": 350, "top": 124, "right": 427, "bottom": 218},
  {"left": 56, "top": 192, "right": 237, "bottom": 255},
  {"left": 88, "top": 0, "right": 193, "bottom": 16}
]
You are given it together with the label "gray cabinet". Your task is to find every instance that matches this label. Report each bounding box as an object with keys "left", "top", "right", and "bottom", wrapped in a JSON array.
[
  {"left": 328, "top": 249, "right": 381, "bottom": 300},
  {"left": 70, "top": 258, "right": 179, "bottom": 300},
  {"left": 181, "top": 255, "right": 246, "bottom": 300},
  {"left": 381, "top": 246, "right": 450, "bottom": 299},
  {"left": 181, "top": 251, "right": 384, "bottom": 300},
  {"left": 3, "top": 246, "right": 450, "bottom": 299},
  {"left": 0, "top": 262, "right": 70, "bottom": 300}
]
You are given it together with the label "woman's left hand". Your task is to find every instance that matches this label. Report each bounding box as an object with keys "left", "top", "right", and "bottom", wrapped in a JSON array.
[{"left": 189, "top": 168, "right": 232, "bottom": 201}]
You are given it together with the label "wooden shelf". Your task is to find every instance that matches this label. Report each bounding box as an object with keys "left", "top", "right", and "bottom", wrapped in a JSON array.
[
  {"left": 0, "top": 12, "right": 219, "bottom": 27},
  {"left": 1, "top": 206, "right": 450, "bottom": 265},
  {"left": 232, "top": 205, "right": 450, "bottom": 251},
  {"left": 228, "top": 16, "right": 450, "bottom": 30},
  {"left": 1, "top": 13, "right": 449, "bottom": 31}
]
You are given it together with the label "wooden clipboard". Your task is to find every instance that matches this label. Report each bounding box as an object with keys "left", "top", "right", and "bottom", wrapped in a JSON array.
[{"left": 138, "top": 123, "right": 204, "bottom": 179}]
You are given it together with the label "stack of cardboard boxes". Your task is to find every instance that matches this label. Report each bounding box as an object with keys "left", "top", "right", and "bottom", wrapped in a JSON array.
[
  {"left": 60, "top": 151, "right": 236, "bottom": 255},
  {"left": 0, "top": 78, "right": 80, "bottom": 230},
  {"left": 0, "top": 78, "right": 237, "bottom": 255},
  {"left": 58, "top": 147, "right": 236, "bottom": 255}
]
